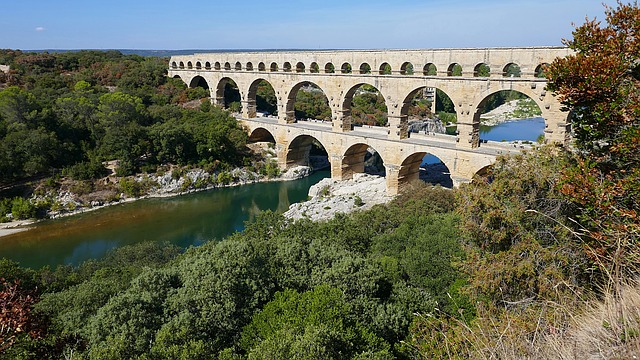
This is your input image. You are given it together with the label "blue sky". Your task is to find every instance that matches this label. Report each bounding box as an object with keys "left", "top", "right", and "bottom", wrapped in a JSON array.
[{"left": 1, "top": 0, "right": 611, "bottom": 50}]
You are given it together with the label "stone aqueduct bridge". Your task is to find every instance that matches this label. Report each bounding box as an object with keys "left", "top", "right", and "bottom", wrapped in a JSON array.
[{"left": 168, "top": 47, "right": 572, "bottom": 194}]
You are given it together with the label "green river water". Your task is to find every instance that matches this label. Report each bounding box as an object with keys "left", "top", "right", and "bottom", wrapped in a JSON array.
[{"left": 0, "top": 171, "right": 329, "bottom": 269}]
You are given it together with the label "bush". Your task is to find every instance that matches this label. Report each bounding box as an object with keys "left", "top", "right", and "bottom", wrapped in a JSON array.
[
  {"left": 10, "top": 197, "right": 37, "bottom": 220},
  {"left": 62, "top": 160, "right": 107, "bottom": 180}
]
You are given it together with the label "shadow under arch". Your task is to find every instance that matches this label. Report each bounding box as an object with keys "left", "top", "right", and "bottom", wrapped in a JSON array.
[
  {"left": 215, "top": 77, "right": 241, "bottom": 110},
  {"left": 189, "top": 75, "right": 209, "bottom": 89},
  {"left": 247, "top": 127, "right": 276, "bottom": 144},
  {"left": 285, "top": 134, "right": 329, "bottom": 169},
  {"left": 474, "top": 89, "right": 546, "bottom": 143},
  {"left": 247, "top": 78, "right": 277, "bottom": 117},
  {"left": 342, "top": 83, "right": 388, "bottom": 127},
  {"left": 286, "top": 81, "right": 331, "bottom": 123},
  {"left": 399, "top": 152, "right": 453, "bottom": 189},
  {"left": 340, "top": 143, "right": 386, "bottom": 180}
]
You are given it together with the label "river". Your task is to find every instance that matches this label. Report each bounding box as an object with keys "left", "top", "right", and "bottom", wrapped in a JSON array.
[{"left": 0, "top": 171, "right": 329, "bottom": 269}]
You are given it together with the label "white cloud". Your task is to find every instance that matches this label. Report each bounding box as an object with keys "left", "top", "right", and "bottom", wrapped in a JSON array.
[{"left": 35, "top": 26, "right": 45, "bottom": 32}]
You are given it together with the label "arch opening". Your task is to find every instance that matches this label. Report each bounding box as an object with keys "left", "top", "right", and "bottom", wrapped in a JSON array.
[
  {"left": 283, "top": 62, "right": 292, "bottom": 72},
  {"left": 423, "top": 63, "right": 437, "bottom": 76},
  {"left": 214, "top": 62, "right": 221, "bottom": 70},
  {"left": 258, "top": 62, "right": 266, "bottom": 71},
  {"left": 216, "top": 77, "right": 241, "bottom": 112},
  {"left": 325, "top": 62, "right": 335, "bottom": 73},
  {"left": 359, "top": 63, "right": 371, "bottom": 74},
  {"left": 341, "top": 144, "right": 386, "bottom": 180},
  {"left": 535, "top": 63, "right": 548, "bottom": 78},
  {"left": 400, "top": 62, "right": 414, "bottom": 75},
  {"left": 179, "top": 61, "right": 185, "bottom": 69},
  {"left": 447, "top": 63, "right": 462, "bottom": 76},
  {"left": 247, "top": 127, "right": 276, "bottom": 144},
  {"left": 285, "top": 135, "right": 329, "bottom": 171},
  {"left": 503, "top": 63, "right": 521, "bottom": 77},
  {"left": 235, "top": 61, "right": 242, "bottom": 70},
  {"left": 379, "top": 63, "right": 391, "bottom": 75},
  {"left": 288, "top": 82, "right": 331, "bottom": 123},
  {"left": 205, "top": 62, "right": 211, "bottom": 70},
  {"left": 171, "top": 61, "right": 177, "bottom": 69},
  {"left": 343, "top": 84, "right": 388, "bottom": 127},
  {"left": 476, "top": 90, "right": 544, "bottom": 144},
  {"left": 400, "top": 86, "right": 452, "bottom": 136},
  {"left": 310, "top": 62, "right": 319, "bottom": 73},
  {"left": 474, "top": 63, "right": 490, "bottom": 77},
  {"left": 399, "top": 152, "right": 452, "bottom": 190},
  {"left": 246, "top": 62, "right": 254, "bottom": 71},
  {"left": 195, "top": 61, "right": 201, "bottom": 70},
  {"left": 341, "top": 62, "right": 352, "bottom": 74},
  {"left": 248, "top": 79, "right": 277, "bottom": 117},
  {"left": 187, "top": 61, "right": 193, "bottom": 69},
  {"left": 189, "top": 75, "right": 209, "bottom": 90},
  {"left": 270, "top": 62, "right": 278, "bottom": 72},
  {"left": 296, "top": 62, "right": 305, "bottom": 73},
  {"left": 224, "top": 62, "right": 231, "bottom": 71}
]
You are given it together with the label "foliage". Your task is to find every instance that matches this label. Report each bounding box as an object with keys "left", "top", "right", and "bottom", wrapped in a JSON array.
[
  {"left": 294, "top": 87, "right": 331, "bottom": 121},
  {"left": 546, "top": 1, "right": 640, "bottom": 277},
  {"left": 0, "top": 279, "right": 44, "bottom": 354}
]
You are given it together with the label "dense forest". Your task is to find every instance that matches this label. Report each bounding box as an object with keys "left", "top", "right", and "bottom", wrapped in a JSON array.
[{"left": 1, "top": 2, "right": 640, "bottom": 358}]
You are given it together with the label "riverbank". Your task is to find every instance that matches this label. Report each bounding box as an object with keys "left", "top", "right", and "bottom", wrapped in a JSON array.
[{"left": 480, "top": 98, "right": 542, "bottom": 126}]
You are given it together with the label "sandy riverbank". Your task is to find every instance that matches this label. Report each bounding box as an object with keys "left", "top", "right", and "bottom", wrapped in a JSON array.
[{"left": 0, "top": 220, "right": 35, "bottom": 237}]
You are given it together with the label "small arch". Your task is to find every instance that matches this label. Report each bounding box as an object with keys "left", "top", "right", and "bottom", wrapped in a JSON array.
[
  {"left": 224, "top": 62, "right": 231, "bottom": 71},
  {"left": 535, "top": 63, "right": 548, "bottom": 78},
  {"left": 187, "top": 61, "right": 193, "bottom": 69},
  {"left": 341, "top": 62, "right": 352, "bottom": 74},
  {"left": 423, "top": 63, "right": 437, "bottom": 76},
  {"left": 503, "top": 63, "right": 521, "bottom": 77},
  {"left": 296, "top": 62, "right": 305, "bottom": 73},
  {"left": 258, "top": 62, "right": 266, "bottom": 71},
  {"left": 400, "top": 62, "right": 414, "bottom": 75},
  {"left": 270, "top": 62, "right": 278, "bottom": 72},
  {"left": 310, "top": 62, "right": 319, "bottom": 73},
  {"left": 246, "top": 62, "right": 254, "bottom": 71},
  {"left": 171, "top": 61, "right": 177, "bottom": 69},
  {"left": 235, "top": 61, "right": 242, "bottom": 70},
  {"left": 379, "top": 63, "right": 392, "bottom": 75},
  {"left": 474, "top": 63, "right": 490, "bottom": 77},
  {"left": 359, "top": 63, "right": 371, "bottom": 74},
  {"left": 214, "top": 62, "right": 221, "bottom": 70},
  {"left": 179, "top": 61, "right": 185, "bottom": 69},
  {"left": 325, "top": 62, "right": 335, "bottom": 73},
  {"left": 248, "top": 127, "right": 276, "bottom": 144},
  {"left": 195, "top": 61, "right": 202, "bottom": 70},
  {"left": 447, "top": 63, "right": 462, "bottom": 76},
  {"left": 283, "top": 62, "right": 292, "bottom": 72},
  {"left": 205, "top": 62, "right": 211, "bottom": 70}
]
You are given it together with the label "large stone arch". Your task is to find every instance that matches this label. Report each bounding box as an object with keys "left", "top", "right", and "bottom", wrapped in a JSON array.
[
  {"left": 215, "top": 77, "right": 241, "bottom": 109},
  {"left": 284, "top": 81, "right": 330, "bottom": 123},
  {"left": 247, "top": 127, "right": 276, "bottom": 143},
  {"left": 397, "top": 151, "right": 453, "bottom": 190},
  {"left": 340, "top": 82, "right": 389, "bottom": 128},
  {"left": 338, "top": 143, "right": 386, "bottom": 180},
  {"left": 245, "top": 78, "right": 278, "bottom": 118},
  {"left": 284, "top": 134, "right": 328, "bottom": 168},
  {"left": 188, "top": 75, "right": 210, "bottom": 89}
]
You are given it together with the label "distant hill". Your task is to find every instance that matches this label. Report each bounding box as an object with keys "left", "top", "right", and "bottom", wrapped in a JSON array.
[{"left": 27, "top": 49, "right": 321, "bottom": 57}]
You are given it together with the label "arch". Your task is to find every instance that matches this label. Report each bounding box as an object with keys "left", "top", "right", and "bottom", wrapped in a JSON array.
[
  {"left": 475, "top": 89, "right": 545, "bottom": 143},
  {"left": 286, "top": 81, "right": 331, "bottom": 122},
  {"left": 171, "top": 61, "right": 177, "bottom": 69},
  {"left": 247, "top": 127, "right": 276, "bottom": 144},
  {"left": 400, "top": 62, "right": 414, "bottom": 75},
  {"left": 503, "top": 63, "right": 521, "bottom": 77},
  {"left": 224, "top": 62, "right": 231, "bottom": 71},
  {"left": 215, "top": 77, "right": 241, "bottom": 111},
  {"left": 359, "top": 63, "right": 371, "bottom": 74},
  {"left": 474, "top": 63, "right": 490, "bottom": 77},
  {"left": 195, "top": 61, "right": 202, "bottom": 70},
  {"left": 189, "top": 75, "right": 209, "bottom": 89},
  {"left": 474, "top": 164, "right": 493, "bottom": 179},
  {"left": 535, "top": 63, "right": 548, "bottom": 78},
  {"left": 296, "top": 62, "right": 305, "bottom": 73},
  {"left": 325, "top": 62, "right": 335, "bottom": 73},
  {"left": 214, "top": 62, "right": 221, "bottom": 70},
  {"left": 285, "top": 135, "right": 328, "bottom": 168},
  {"left": 187, "top": 61, "right": 193, "bottom": 69},
  {"left": 246, "top": 62, "right": 254, "bottom": 71},
  {"left": 270, "top": 62, "right": 278, "bottom": 72},
  {"left": 179, "top": 61, "right": 185, "bottom": 69},
  {"left": 248, "top": 78, "right": 277, "bottom": 116},
  {"left": 342, "top": 83, "right": 388, "bottom": 127},
  {"left": 310, "top": 62, "right": 319, "bottom": 73},
  {"left": 379, "top": 63, "right": 392, "bottom": 75},
  {"left": 399, "top": 86, "right": 440, "bottom": 122},
  {"left": 399, "top": 152, "right": 452, "bottom": 189},
  {"left": 283, "top": 62, "right": 292, "bottom": 72},
  {"left": 258, "top": 62, "right": 266, "bottom": 71},
  {"left": 423, "top": 63, "right": 437, "bottom": 76},
  {"left": 341, "top": 62, "right": 352, "bottom": 74},
  {"left": 341, "top": 144, "right": 386, "bottom": 180},
  {"left": 235, "top": 61, "right": 242, "bottom": 70},
  {"left": 205, "top": 62, "right": 211, "bottom": 70},
  {"left": 447, "top": 63, "right": 462, "bottom": 76}
]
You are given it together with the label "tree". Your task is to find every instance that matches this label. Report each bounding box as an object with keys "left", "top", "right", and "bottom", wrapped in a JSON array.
[{"left": 546, "top": 1, "right": 640, "bottom": 277}]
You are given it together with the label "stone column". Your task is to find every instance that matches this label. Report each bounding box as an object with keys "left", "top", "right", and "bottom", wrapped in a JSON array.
[
  {"left": 241, "top": 99, "right": 256, "bottom": 119},
  {"left": 214, "top": 96, "right": 225, "bottom": 108},
  {"left": 542, "top": 106, "right": 570, "bottom": 145},
  {"left": 385, "top": 163, "right": 401, "bottom": 195},
  {"left": 277, "top": 102, "right": 296, "bottom": 124},
  {"left": 329, "top": 154, "right": 345, "bottom": 180},
  {"left": 456, "top": 111, "right": 480, "bottom": 149},
  {"left": 332, "top": 109, "right": 352, "bottom": 132},
  {"left": 387, "top": 115, "right": 408, "bottom": 140}
]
